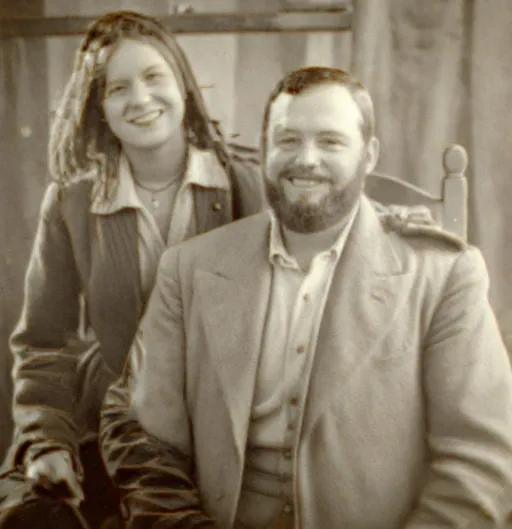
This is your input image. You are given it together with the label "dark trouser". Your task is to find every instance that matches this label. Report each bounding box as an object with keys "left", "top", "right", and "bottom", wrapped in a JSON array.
[{"left": 0, "top": 440, "right": 121, "bottom": 529}]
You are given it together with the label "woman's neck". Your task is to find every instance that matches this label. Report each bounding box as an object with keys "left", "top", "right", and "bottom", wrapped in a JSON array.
[{"left": 123, "top": 129, "right": 188, "bottom": 186}]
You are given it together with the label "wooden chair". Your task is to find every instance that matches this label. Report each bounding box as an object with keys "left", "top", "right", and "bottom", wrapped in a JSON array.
[{"left": 365, "top": 144, "right": 469, "bottom": 241}]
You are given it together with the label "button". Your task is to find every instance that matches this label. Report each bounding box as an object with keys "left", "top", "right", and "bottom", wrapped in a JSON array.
[
  {"left": 212, "top": 201, "right": 223, "bottom": 212},
  {"left": 287, "top": 422, "right": 294, "bottom": 431},
  {"left": 283, "top": 504, "right": 294, "bottom": 515},
  {"left": 283, "top": 449, "right": 292, "bottom": 459},
  {"left": 296, "top": 345, "right": 305, "bottom": 354},
  {"left": 303, "top": 293, "right": 310, "bottom": 302},
  {"left": 290, "top": 397, "right": 298, "bottom": 406}
]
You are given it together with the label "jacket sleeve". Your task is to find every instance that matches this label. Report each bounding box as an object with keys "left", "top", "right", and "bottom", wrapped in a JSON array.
[
  {"left": 9, "top": 182, "right": 83, "bottom": 471},
  {"left": 100, "top": 249, "right": 219, "bottom": 529},
  {"left": 404, "top": 247, "right": 512, "bottom": 528}
]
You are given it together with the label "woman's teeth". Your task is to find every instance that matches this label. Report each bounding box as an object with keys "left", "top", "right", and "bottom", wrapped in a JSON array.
[{"left": 130, "top": 110, "right": 162, "bottom": 125}]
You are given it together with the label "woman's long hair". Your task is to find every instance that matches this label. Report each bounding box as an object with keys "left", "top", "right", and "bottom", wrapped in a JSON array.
[{"left": 48, "top": 10, "right": 238, "bottom": 199}]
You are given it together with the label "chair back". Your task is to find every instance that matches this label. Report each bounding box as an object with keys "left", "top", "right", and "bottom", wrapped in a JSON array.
[{"left": 365, "top": 144, "right": 469, "bottom": 240}]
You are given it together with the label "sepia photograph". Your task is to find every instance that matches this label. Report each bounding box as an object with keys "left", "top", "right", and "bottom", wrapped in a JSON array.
[{"left": 0, "top": 1, "right": 511, "bottom": 527}]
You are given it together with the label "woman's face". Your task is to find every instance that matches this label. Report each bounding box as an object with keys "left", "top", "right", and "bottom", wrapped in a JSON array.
[{"left": 102, "top": 38, "right": 186, "bottom": 151}]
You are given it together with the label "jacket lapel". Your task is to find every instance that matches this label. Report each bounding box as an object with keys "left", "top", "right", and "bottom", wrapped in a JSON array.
[
  {"left": 193, "top": 187, "right": 233, "bottom": 235},
  {"left": 310, "top": 197, "right": 413, "bottom": 397},
  {"left": 88, "top": 209, "right": 143, "bottom": 374},
  {"left": 193, "top": 214, "right": 272, "bottom": 460}
]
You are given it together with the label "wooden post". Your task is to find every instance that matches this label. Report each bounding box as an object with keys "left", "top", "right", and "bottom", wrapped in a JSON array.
[
  {"left": 442, "top": 144, "right": 469, "bottom": 241},
  {"left": 175, "top": 0, "right": 239, "bottom": 138}
]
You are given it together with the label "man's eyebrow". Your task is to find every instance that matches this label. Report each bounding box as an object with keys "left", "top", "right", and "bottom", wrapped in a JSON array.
[
  {"left": 274, "top": 126, "right": 295, "bottom": 133},
  {"left": 318, "top": 130, "right": 352, "bottom": 141}
]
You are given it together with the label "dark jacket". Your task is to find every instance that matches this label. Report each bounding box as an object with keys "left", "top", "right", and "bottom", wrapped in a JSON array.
[{"left": 6, "top": 153, "right": 265, "bottom": 472}]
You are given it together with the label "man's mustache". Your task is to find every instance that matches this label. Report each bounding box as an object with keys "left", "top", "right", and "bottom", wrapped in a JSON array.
[{"left": 278, "top": 167, "right": 332, "bottom": 184}]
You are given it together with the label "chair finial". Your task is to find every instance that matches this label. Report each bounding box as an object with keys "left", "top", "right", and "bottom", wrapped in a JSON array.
[{"left": 443, "top": 144, "right": 468, "bottom": 175}]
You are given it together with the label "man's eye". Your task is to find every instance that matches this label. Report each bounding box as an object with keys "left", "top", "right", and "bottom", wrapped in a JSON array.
[{"left": 321, "top": 138, "right": 344, "bottom": 147}]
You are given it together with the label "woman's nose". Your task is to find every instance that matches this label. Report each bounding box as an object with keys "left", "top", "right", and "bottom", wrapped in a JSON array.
[{"left": 129, "top": 81, "right": 152, "bottom": 106}]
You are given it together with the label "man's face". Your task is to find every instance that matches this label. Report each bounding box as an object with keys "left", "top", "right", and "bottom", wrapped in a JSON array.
[{"left": 264, "top": 83, "right": 377, "bottom": 233}]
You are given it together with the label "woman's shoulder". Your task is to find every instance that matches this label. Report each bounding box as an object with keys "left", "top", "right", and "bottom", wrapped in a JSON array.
[
  {"left": 41, "top": 173, "right": 96, "bottom": 216},
  {"left": 226, "top": 142, "right": 260, "bottom": 167},
  {"left": 225, "top": 142, "right": 266, "bottom": 215}
]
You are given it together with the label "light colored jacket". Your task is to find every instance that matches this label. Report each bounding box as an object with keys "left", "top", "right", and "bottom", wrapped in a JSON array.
[{"left": 101, "top": 196, "right": 512, "bottom": 529}]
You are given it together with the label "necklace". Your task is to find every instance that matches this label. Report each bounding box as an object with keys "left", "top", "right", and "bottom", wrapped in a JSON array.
[{"left": 133, "top": 176, "right": 178, "bottom": 210}]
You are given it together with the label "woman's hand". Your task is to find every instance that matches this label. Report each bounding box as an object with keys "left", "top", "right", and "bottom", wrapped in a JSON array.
[{"left": 25, "top": 449, "right": 84, "bottom": 507}]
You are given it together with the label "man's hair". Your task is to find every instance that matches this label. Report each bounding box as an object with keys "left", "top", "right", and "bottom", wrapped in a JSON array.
[
  {"left": 260, "top": 66, "right": 375, "bottom": 159},
  {"left": 48, "top": 10, "right": 233, "bottom": 198}
]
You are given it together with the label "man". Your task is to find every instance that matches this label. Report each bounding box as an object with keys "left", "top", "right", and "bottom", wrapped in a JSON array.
[{"left": 100, "top": 66, "right": 512, "bottom": 529}]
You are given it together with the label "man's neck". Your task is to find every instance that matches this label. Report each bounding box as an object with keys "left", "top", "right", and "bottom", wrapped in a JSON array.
[
  {"left": 281, "top": 209, "right": 355, "bottom": 272},
  {"left": 124, "top": 130, "right": 188, "bottom": 186}
]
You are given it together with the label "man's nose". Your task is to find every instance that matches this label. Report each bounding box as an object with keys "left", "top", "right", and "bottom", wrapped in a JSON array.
[
  {"left": 129, "top": 81, "right": 151, "bottom": 105},
  {"left": 295, "top": 143, "right": 321, "bottom": 167}
]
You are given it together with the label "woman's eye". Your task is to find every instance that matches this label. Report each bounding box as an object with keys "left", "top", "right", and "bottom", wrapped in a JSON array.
[
  {"left": 278, "top": 137, "right": 299, "bottom": 146},
  {"left": 106, "top": 85, "right": 125, "bottom": 96},
  {"left": 145, "top": 72, "right": 162, "bottom": 82}
]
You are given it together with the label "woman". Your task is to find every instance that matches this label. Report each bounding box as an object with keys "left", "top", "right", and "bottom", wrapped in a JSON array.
[{"left": 0, "top": 10, "right": 264, "bottom": 529}]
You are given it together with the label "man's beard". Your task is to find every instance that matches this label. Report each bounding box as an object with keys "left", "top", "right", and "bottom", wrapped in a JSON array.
[{"left": 265, "top": 162, "right": 367, "bottom": 234}]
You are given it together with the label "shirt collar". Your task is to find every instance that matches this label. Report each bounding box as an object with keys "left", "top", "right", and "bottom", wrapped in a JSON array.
[
  {"left": 268, "top": 200, "right": 360, "bottom": 269},
  {"left": 90, "top": 144, "right": 230, "bottom": 215}
]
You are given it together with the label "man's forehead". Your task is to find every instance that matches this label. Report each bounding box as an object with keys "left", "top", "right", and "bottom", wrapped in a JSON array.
[
  {"left": 268, "top": 92, "right": 295, "bottom": 124},
  {"left": 267, "top": 83, "right": 362, "bottom": 129}
]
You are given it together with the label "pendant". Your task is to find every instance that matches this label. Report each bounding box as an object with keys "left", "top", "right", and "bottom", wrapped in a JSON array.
[{"left": 150, "top": 195, "right": 159, "bottom": 209}]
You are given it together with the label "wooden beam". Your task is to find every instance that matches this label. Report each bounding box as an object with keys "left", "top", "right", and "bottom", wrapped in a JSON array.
[{"left": 0, "top": 8, "right": 353, "bottom": 39}]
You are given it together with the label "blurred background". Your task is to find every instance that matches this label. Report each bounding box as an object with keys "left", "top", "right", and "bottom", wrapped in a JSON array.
[{"left": 1, "top": 0, "right": 511, "bottom": 460}]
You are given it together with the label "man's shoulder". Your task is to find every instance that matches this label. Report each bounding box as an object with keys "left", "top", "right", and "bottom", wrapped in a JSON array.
[
  {"left": 376, "top": 203, "right": 468, "bottom": 254},
  {"left": 373, "top": 202, "right": 483, "bottom": 284},
  {"left": 160, "top": 211, "right": 270, "bottom": 270},
  {"left": 192, "top": 210, "right": 269, "bottom": 246},
  {"left": 377, "top": 206, "right": 490, "bottom": 289}
]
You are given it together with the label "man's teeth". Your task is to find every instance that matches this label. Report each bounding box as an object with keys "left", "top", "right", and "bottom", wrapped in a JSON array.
[
  {"left": 289, "top": 178, "right": 323, "bottom": 188},
  {"left": 130, "top": 110, "right": 162, "bottom": 125}
]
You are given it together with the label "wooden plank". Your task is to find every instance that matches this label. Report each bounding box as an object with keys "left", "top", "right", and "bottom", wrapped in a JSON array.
[
  {"left": 0, "top": 8, "right": 353, "bottom": 39},
  {"left": 0, "top": 0, "right": 48, "bottom": 463},
  {"left": 233, "top": 0, "right": 285, "bottom": 145},
  {"left": 177, "top": 0, "right": 239, "bottom": 139}
]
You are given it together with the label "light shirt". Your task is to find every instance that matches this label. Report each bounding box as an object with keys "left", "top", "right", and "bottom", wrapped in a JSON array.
[
  {"left": 235, "top": 203, "right": 360, "bottom": 529},
  {"left": 91, "top": 145, "right": 230, "bottom": 299}
]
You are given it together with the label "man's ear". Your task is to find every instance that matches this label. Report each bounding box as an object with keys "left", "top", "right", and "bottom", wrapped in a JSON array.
[{"left": 364, "top": 136, "right": 380, "bottom": 174}]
